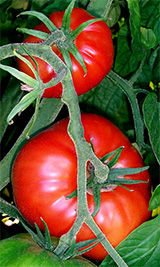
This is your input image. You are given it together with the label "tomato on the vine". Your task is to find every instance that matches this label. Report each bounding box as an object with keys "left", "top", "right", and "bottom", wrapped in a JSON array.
[
  {"left": 11, "top": 114, "right": 151, "bottom": 261},
  {"left": 17, "top": 8, "right": 114, "bottom": 98},
  {"left": 0, "top": 233, "right": 96, "bottom": 266}
]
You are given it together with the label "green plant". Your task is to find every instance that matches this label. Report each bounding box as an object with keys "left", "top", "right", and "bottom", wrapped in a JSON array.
[{"left": 0, "top": 0, "right": 159, "bottom": 266}]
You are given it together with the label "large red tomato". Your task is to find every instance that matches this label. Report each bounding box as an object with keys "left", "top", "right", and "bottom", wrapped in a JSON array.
[
  {"left": 11, "top": 114, "right": 151, "bottom": 261},
  {"left": 17, "top": 8, "right": 114, "bottom": 98}
]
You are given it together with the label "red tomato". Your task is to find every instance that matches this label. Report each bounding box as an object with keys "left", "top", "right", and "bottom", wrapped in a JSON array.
[
  {"left": 17, "top": 8, "right": 114, "bottom": 98},
  {"left": 12, "top": 114, "right": 151, "bottom": 261}
]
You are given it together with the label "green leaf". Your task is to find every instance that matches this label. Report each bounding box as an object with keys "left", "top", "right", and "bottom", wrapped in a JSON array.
[
  {"left": 0, "top": 98, "right": 63, "bottom": 191},
  {"left": 114, "top": 24, "right": 139, "bottom": 77},
  {"left": 140, "top": 27, "right": 157, "bottom": 49},
  {"left": 149, "top": 185, "right": 160, "bottom": 211},
  {"left": 100, "top": 214, "right": 160, "bottom": 266},
  {"left": 19, "top": 10, "right": 58, "bottom": 32},
  {"left": 105, "top": 3, "right": 121, "bottom": 27},
  {"left": 143, "top": 93, "right": 160, "bottom": 164},
  {"left": 140, "top": 0, "right": 160, "bottom": 45},
  {"left": 87, "top": 0, "right": 113, "bottom": 18},
  {"left": 126, "top": 0, "right": 143, "bottom": 61},
  {"left": 79, "top": 76, "right": 125, "bottom": 121}
]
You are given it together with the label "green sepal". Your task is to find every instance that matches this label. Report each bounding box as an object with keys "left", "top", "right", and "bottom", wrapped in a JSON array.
[
  {"left": 61, "top": 0, "right": 76, "bottom": 33},
  {"left": 0, "top": 63, "right": 39, "bottom": 89},
  {"left": 60, "top": 47, "right": 73, "bottom": 74},
  {"left": 17, "top": 28, "right": 49, "bottom": 40},
  {"left": 60, "top": 238, "right": 76, "bottom": 259},
  {"left": 41, "top": 218, "right": 52, "bottom": 251},
  {"left": 72, "top": 238, "right": 101, "bottom": 258},
  {"left": 61, "top": 237, "right": 100, "bottom": 260},
  {"left": 14, "top": 48, "right": 39, "bottom": 80},
  {"left": 92, "top": 183, "right": 101, "bottom": 218},
  {"left": 68, "top": 42, "right": 87, "bottom": 75},
  {"left": 19, "top": 11, "right": 58, "bottom": 32},
  {"left": 7, "top": 89, "right": 41, "bottom": 124},
  {"left": 108, "top": 166, "right": 149, "bottom": 178},
  {"left": 101, "top": 146, "right": 124, "bottom": 167},
  {"left": 69, "top": 18, "right": 103, "bottom": 40},
  {"left": 22, "top": 221, "right": 45, "bottom": 249}
]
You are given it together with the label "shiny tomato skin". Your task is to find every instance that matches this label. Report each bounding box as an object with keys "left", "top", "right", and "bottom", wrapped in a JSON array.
[
  {"left": 17, "top": 8, "right": 114, "bottom": 98},
  {"left": 0, "top": 233, "right": 96, "bottom": 266},
  {"left": 12, "top": 114, "right": 151, "bottom": 261}
]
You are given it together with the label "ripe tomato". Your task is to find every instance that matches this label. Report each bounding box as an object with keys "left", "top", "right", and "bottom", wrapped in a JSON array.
[
  {"left": 17, "top": 8, "right": 114, "bottom": 98},
  {"left": 12, "top": 114, "right": 151, "bottom": 261},
  {"left": 0, "top": 233, "right": 96, "bottom": 266}
]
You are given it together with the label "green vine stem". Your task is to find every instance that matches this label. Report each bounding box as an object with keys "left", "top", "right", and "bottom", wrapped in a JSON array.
[
  {"left": 53, "top": 67, "right": 128, "bottom": 267},
  {"left": 0, "top": 41, "right": 128, "bottom": 266},
  {"left": 108, "top": 70, "right": 145, "bottom": 150}
]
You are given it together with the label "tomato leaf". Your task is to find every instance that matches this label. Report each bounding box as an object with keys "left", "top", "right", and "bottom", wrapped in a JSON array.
[
  {"left": 114, "top": 24, "right": 139, "bottom": 77},
  {"left": 149, "top": 185, "right": 160, "bottom": 211},
  {"left": 140, "top": 0, "right": 160, "bottom": 46},
  {"left": 140, "top": 27, "right": 157, "bottom": 49},
  {"left": 143, "top": 93, "right": 160, "bottom": 164},
  {"left": 126, "top": 0, "right": 143, "bottom": 61},
  {"left": 87, "top": 0, "right": 112, "bottom": 18},
  {"left": 79, "top": 76, "right": 126, "bottom": 128},
  {"left": 100, "top": 214, "right": 160, "bottom": 267},
  {"left": 105, "top": 3, "right": 121, "bottom": 27}
]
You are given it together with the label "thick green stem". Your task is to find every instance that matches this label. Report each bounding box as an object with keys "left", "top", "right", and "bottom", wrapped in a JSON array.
[
  {"left": 85, "top": 216, "right": 128, "bottom": 267},
  {"left": 54, "top": 71, "right": 128, "bottom": 266},
  {"left": 108, "top": 70, "right": 144, "bottom": 150},
  {"left": 0, "top": 41, "right": 127, "bottom": 266}
]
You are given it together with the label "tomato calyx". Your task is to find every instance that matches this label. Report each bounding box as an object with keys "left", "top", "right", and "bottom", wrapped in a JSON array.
[
  {"left": 21, "top": 215, "right": 101, "bottom": 260},
  {"left": 67, "top": 146, "right": 149, "bottom": 217},
  {"left": 17, "top": 1, "right": 103, "bottom": 75}
]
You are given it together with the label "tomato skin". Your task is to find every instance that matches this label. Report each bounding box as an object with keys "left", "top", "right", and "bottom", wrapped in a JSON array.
[
  {"left": 0, "top": 233, "right": 96, "bottom": 266},
  {"left": 17, "top": 8, "right": 114, "bottom": 98},
  {"left": 12, "top": 114, "right": 151, "bottom": 261}
]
